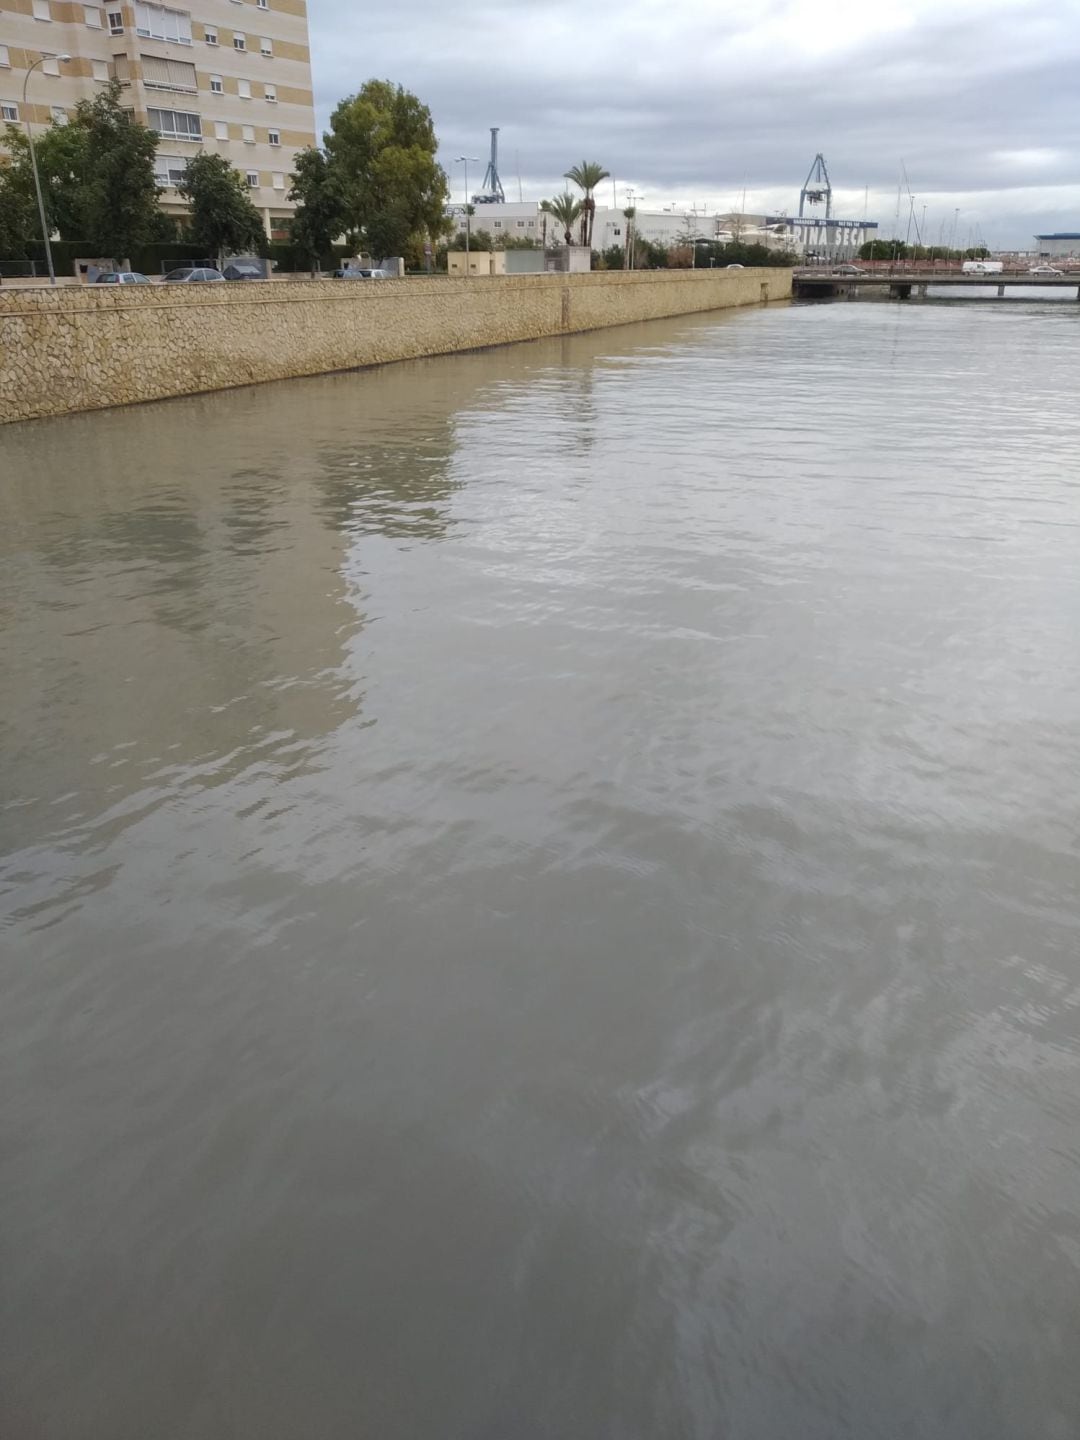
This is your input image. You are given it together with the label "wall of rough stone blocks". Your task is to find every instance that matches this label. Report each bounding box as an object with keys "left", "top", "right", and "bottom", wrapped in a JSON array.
[{"left": 0, "top": 268, "right": 791, "bottom": 425}]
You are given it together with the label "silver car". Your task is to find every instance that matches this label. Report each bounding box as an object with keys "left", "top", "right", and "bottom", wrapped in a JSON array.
[
  {"left": 162, "top": 267, "right": 227, "bottom": 284},
  {"left": 94, "top": 271, "right": 152, "bottom": 285}
]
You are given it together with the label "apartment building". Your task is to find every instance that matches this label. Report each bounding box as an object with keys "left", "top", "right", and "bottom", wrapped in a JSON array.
[{"left": 0, "top": 0, "right": 317, "bottom": 236}]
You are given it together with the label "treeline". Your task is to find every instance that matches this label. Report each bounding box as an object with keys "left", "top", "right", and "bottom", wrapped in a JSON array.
[{"left": 858, "top": 240, "right": 991, "bottom": 262}]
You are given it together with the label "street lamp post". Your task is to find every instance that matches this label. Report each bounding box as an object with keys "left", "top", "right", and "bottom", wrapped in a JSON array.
[
  {"left": 454, "top": 155, "right": 478, "bottom": 268},
  {"left": 22, "top": 53, "right": 71, "bottom": 285}
]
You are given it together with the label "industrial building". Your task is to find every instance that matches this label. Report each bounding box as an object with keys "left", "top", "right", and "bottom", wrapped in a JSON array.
[
  {"left": 452, "top": 200, "right": 876, "bottom": 261},
  {"left": 450, "top": 148, "right": 876, "bottom": 262},
  {"left": 1033, "top": 233, "right": 1080, "bottom": 259},
  {"left": 0, "top": 0, "right": 317, "bottom": 236}
]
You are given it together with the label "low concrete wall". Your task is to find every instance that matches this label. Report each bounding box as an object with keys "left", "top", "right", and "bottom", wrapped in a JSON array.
[{"left": 0, "top": 268, "right": 790, "bottom": 425}]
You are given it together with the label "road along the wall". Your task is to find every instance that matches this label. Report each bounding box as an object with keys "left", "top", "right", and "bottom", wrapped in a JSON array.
[{"left": 0, "top": 268, "right": 790, "bottom": 425}]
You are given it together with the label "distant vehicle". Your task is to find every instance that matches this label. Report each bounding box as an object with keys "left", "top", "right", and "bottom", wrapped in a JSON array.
[
  {"left": 333, "top": 267, "right": 389, "bottom": 279},
  {"left": 961, "top": 260, "right": 1004, "bottom": 275},
  {"left": 94, "top": 271, "right": 151, "bottom": 285},
  {"left": 162, "top": 267, "right": 226, "bottom": 284},
  {"left": 222, "top": 259, "right": 266, "bottom": 281},
  {"left": 724, "top": 263, "right": 745, "bottom": 270},
  {"left": 1029, "top": 265, "right": 1063, "bottom": 277},
  {"left": 832, "top": 264, "right": 865, "bottom": 275}
]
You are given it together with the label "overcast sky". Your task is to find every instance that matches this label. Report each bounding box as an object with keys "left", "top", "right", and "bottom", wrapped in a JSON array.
[{"left": 309, "top": 0, "right": 1080, "bottom": 248}]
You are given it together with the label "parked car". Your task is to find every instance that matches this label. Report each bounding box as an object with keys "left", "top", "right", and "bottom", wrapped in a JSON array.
[
  {"left": 333, "top": 267, "right": 388, "bottom": 279},
  {"left": 162, "top": 267, "right": 226, "bottom": 284},
  {"left": 94, "top": 271, "right": 152, "bottom": 285},
  {"left": 724, "top": 263, "right": 745, "bottom": 270},
  {"left": 222, "top": 259, "right": 266, "bottom": 281},
  {"left": 1029, "top": 265, "right": 1063, "bottom": 277}
]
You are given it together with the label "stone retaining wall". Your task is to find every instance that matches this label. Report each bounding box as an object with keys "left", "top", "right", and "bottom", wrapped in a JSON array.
[{"left": 0, "top": 268, "right": 790, "bottom": 425}]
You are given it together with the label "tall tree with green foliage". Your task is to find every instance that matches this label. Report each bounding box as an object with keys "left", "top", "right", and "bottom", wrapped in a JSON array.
[
  {"left": 323, "top": 80, "right": 447, "bottom": 261},
  {"left": 75, "top": 80, "right": 171, "bottom": 254},
  {"left": 0, "top": 126, "right": 42, "bottom": 256},
  {"left": 0, "top": 121, "right": 86, "bottom": 246},
  {"left": 564, "top": 161, "right": 610, "bottom": 248},
  {"left": 540, "top": 193, "right": 583, "bottom": 247},
  {"left": 288, "top": 146, "right": 347, "bottom": 274},
  {"left": 178, "top": 153, "right": 265, "bottom": 267},
  {"left": 1, "top": 85, "right": 166, "bottom": 257}
]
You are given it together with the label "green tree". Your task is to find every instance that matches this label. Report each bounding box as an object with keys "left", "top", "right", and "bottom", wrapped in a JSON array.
[
  {"left": 540, "top": 192, "right": 583, "bottom": 247},
  {"left": 74, "top": 80, "right": 169, "bottom": 254},
  {"left": 564, "top": 160, "right": 609, "bottom": 248},
  {"left": 178, "top": 152, "right": 265, "bottom": 267},
  {"left": 1, "top": 121, "right": 87, "bottom": 245},
  {"left": 1, "top": 88, "right": 165, "bottom": 258},
  {"left": 859, "top": 239, "right": 909, "bottom": 261},
  {"left": 0, "top": 126, "right": 43, "bottom": 256},
  {"left": 288, "top": 146, "right": 347, "bottom": 275},
  {"left": 324, "top": 79, "right": 447, "bottom": 261}
]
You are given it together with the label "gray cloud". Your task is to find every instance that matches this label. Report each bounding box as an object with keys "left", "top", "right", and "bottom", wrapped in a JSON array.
[{"left": 309, "top": 0, "right": 1080, "bottom": 246}]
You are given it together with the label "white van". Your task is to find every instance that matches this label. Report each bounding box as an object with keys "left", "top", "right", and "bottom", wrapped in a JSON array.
[{"left": 962, "top": 260, "right": 1004, "bottom": 275}]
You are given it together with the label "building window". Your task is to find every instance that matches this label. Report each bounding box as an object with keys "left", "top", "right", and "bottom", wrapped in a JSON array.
[
  {"left": 108, "top": 8, "right": 123, "bottom": 31},
  {"left": 32, "top": 0, "right": 52, "bottom": 20},
  {"left": 516, "top": 220, "right": 526, "bottom": 227},
  {"left": 42, "top": 54, "right": 60, "bottom": 75},
  {"left": 245, "top": 170, "right": 259, "bottom": 188},
  {"left": 233, "top": 33, "right": 246, "bottom": 50},
  {"left": 134, "top": 4, "right": 192, "bottom": 44},
  {"left": 147, "top": 106, "right": 201, "bottom": 140},
  {"left": 259, "top": 36, "right": 272, "bottom": 55},
  {"left": 153, "top": 154, "right": 187, "bottom": 186},
  {"left": 1, "top": 101, "right": 18, "bottom": 121},
  {"left": 268, "top": 128, "right": 279, "bottom": 146},
  {"left": 141, "top": 54, "right": 197, "bottom": 90},
  {"left": 92, "top": 58, "right": 109, "bottom": 80},
  {"left": 612, "top": 227, "right": 621, "bottom": 237},
  {"left": 51, "top": 105, "right": 67, "bottom": 122},
  {"left": 264, "top": 83, "right": 275, "bottom": 102},
  {"left": 204, "top": 25, "right": 217, "bottom": 43},
  {"left": 214, "top": 119, "right": 228, "bottom": 139},
  {"left": 238, "top": 78, "right": 250, "bottom": 98},
  {"left": 0, "top": 46, "right": 9, "bottom": 67},
  {"left": 241, "top": 123, "right": 254, "bottom": 143},
  {"left": 257, "top": 0, "right": 268, "bottom": 8},
  {"left": 209, "top": 73, "right": 222, "bottom": 92},
  {"left": 84, "top": 5, "right": 103, "bottom": 26},
  {"left": 272, "top": 171, "right": 284, "bottom": 189}
]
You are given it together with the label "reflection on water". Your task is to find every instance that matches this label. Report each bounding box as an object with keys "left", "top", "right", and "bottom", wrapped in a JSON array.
[{"left": 3, "top": 304, "right": 1080, "bottom": 1440}]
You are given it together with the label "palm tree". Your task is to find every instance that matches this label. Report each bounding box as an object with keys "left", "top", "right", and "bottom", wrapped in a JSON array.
[
  {"left": 541, "top": 193, "right": 584, "bottom": 248},
  {"left": 565, "top": 161, "right": 610, "bottom": 248},
  {"left": 622, "top": 206, "right": 636, "bottom": 269}
]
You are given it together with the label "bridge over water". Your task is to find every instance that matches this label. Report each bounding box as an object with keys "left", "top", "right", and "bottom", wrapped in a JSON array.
[{"left": 794, "top": 270, "right": 1080, "bottom": 301}]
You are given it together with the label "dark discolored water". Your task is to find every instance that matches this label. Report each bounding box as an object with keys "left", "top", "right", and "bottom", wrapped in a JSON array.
[{"left": 3, "top": 301, "right": 1080, "bottom": 1439}]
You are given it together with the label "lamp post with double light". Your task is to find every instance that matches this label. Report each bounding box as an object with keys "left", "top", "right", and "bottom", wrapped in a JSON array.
[
  {"left": 22, "top": 52, "right": 71, "bottom": 285},
  {"left": 454, "top": 155, "right": 478, "bottom": 267}
]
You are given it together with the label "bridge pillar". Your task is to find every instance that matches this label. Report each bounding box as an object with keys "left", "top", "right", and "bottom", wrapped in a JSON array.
[
  {"left": 917, "top": 284, "right": 928, "bottom": 297},
  {"left": 997, "top": 282, "right": 1005, "bottom": 297}
]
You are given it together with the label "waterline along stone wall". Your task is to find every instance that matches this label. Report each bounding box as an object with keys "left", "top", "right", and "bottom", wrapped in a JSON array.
[{"left": 0, "top": 269, "right": 790, "bottom": 425}]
